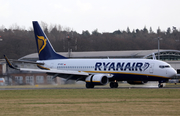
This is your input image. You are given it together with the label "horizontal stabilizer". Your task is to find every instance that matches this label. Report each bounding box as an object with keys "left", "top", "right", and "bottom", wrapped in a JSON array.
[{"left": 10, "top": 59, "right": 44, "bottom": 65}]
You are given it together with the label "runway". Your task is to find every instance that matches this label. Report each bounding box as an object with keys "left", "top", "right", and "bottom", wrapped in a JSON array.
[
  {"left": 0, "top": 87, "right": 180, "bottom": 90},
  {"left": 0, "top": 82, "right": 180, "bottom": 90}
]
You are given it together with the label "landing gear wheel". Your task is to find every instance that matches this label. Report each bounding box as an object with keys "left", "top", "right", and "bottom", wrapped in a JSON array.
[
  {"left": 86, "top": 83, "right": 94, "bottom": 88},
  {"left": 110, "top": 82, "right": 118, "bottom": 88},
  {"left": 158, "top": 83, "right": 163, "bottom": 88},
  {"left": 115, "top": 82, "right": 118, "bottom": 88},
  {"left": 110, "top": 82, "right": 114, "bottom": 88}
]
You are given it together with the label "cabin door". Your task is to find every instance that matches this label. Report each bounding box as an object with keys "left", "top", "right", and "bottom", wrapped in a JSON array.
[{"left": 149, "top": 64, "right": 154, "bottom": 73}]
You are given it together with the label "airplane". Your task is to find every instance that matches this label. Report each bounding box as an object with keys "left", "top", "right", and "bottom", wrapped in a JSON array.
[{"left": 4, "top": 21, "right": 177, "bottom": 88}]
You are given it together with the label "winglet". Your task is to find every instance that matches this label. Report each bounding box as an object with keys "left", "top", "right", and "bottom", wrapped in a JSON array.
[{"left": 4, "top": 55, "right": 19, "bottom": 69}]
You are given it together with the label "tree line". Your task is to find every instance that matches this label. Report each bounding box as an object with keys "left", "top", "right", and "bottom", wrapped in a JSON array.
[{"left": 0, "top": 22, "right": 180, "bottom": 59}]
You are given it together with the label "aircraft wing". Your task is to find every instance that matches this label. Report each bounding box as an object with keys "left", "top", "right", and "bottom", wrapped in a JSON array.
[
  {"left": 19, "top": 68, "right": 89, "bottom": 76},
  {"left": 20, "top": 68, "right": 89, "bottom": 81},
  {"left": 4, "top": 55, "right": 89, "bottom": 81}
]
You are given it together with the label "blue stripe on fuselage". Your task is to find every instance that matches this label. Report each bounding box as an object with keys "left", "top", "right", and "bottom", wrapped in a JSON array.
[
  {"left": 84, "top": 71, "right": 169, "bottom": 81},
  {"left": 112, "top": 73, "right": 169, "bottom": 81}
]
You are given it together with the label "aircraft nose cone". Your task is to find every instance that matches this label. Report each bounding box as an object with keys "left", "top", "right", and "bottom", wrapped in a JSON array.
[{"left": 169, "top": 68, "right": 177, "bottom": 78}]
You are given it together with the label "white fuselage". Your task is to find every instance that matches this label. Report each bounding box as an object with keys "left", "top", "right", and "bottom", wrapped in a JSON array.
[{"left": 37, "top": 58, "right": 177, "bottom": 81}]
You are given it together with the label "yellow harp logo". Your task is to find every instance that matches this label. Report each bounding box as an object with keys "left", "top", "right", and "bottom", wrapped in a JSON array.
[{"left": 37, "top": 35, "right": 47, "bottom": 54}]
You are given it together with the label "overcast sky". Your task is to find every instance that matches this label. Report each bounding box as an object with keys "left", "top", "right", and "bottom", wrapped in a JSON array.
[{"left": 1, "top": 0, "right": 180, "bottom": 33}]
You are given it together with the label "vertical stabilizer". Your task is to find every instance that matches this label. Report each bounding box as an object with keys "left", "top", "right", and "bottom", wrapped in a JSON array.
[{"left": 32, "top": 21, "right": 67, "bottom": 60}]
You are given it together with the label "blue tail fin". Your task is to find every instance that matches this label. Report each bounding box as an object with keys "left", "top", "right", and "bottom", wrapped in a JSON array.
[{"left": 32, "top": 21, "right": 67, "bottom": 60}]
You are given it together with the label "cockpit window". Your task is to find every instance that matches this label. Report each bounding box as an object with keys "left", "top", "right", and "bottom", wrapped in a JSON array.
[
  {"left": 164, "top": 65, "right": 170, "bottom": 68},
  {"left": 159, "top": 65, "right": 170, "bottom": 68}
]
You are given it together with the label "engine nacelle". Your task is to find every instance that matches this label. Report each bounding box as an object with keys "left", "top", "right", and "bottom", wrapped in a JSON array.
[
  {"left": 127, "top": 81, "right": 148, "bottom": 85},
  {"left": 85, "top": 74, "right": 109, "bottom": 85}
]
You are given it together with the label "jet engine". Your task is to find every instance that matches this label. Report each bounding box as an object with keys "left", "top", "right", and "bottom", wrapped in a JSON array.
[
  {"left": 85, "top": 74, "right": 109, "bottom": 85},
  {"left": 127, "top": 81, "right": 148, "bottom": 85}
]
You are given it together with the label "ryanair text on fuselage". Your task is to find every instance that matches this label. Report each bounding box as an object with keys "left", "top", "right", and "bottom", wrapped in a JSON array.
[{"left": 95, "top": 62, "right": 150, "bottom": 71}]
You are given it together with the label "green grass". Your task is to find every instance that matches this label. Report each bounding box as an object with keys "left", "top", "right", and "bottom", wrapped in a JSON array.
[{"left": 0, "top": 89, "right": 180, "bottom": 116}]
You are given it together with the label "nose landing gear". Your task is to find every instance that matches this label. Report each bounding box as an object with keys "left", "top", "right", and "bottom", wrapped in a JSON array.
[{"left": 158, "top": 83, "right": 163, "bottom": 88}]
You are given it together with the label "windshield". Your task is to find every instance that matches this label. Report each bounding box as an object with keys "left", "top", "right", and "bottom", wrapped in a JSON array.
[{"left": 159, "top": 65, "right": 170, "bottom": 68}]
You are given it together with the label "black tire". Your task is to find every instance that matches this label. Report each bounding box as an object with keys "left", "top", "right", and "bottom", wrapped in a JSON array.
[
  {"left": 86, "top": 83, "right": 94, "bottom": 88},
  {"left": 158, "top": 83, "right": 163, "bottom": 88},
  {"left": 114, "top": 82, "right": 118, "bottom": 88},
  {"left": 110, "top": 82, "right": 114, "bottom": 88},
  {"left": 110, "top": 82, "right": 118, "bottom": 88},
  {"left": 91, "top": 84, "right": 94, "bottom": 88}
]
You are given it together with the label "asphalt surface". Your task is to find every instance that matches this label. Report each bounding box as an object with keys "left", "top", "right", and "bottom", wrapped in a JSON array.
[
  {"left": 0, "top": 81, "right": 180, "bottom": 90},
  {"left": 0, "top": 85, "right": 180, "bottom": 90}
]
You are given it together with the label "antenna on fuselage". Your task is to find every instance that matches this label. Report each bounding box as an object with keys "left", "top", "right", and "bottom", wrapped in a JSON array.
[{"left": 152, "top": 53, "right": 157, "bottom": 60}]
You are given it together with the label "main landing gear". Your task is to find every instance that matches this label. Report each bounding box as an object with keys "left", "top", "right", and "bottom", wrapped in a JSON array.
[
  {"left": 86, "top": 83, "right": 94, "bottom": 88},
  {"left": 110, "top": 81, "right": 118, "bottom": 88}
]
